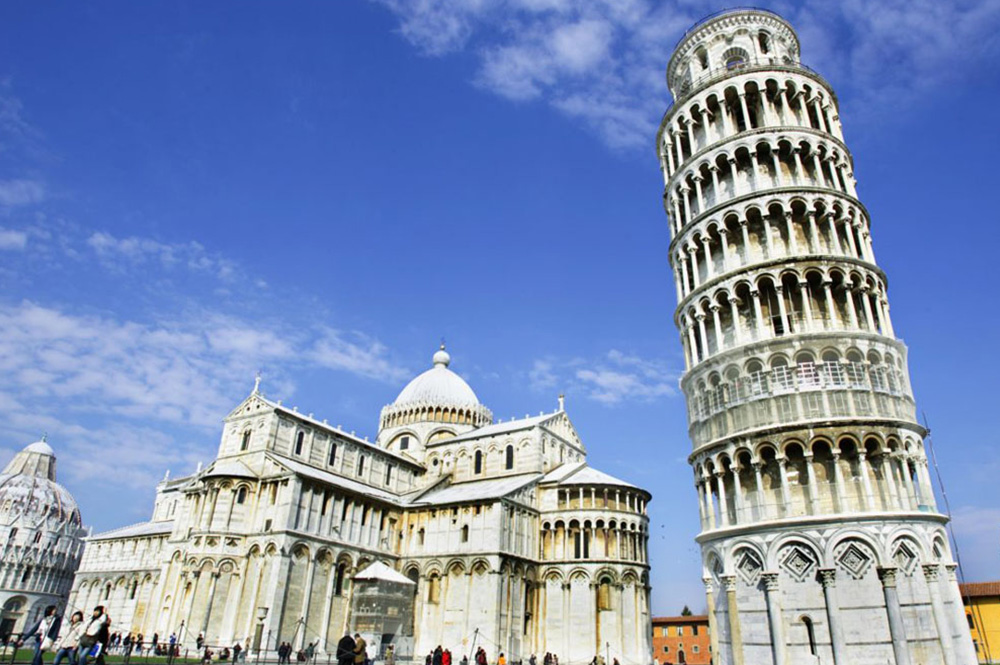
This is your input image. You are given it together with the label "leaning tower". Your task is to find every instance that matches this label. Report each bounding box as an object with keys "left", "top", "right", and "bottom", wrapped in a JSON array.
[{"left": 656, "top": 9, "right": 976, "bottom": 665}]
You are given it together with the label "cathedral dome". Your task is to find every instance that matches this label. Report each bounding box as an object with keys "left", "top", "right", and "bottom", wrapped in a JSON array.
[
  {"left": 393, "top": 346, "right": 480, "bottom": 407},
  {"left": 379, "top": 345, "right": 493, "bottom": 435}
]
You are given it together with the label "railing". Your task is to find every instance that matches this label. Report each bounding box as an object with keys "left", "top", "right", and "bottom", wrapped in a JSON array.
[
  {"left": 688, "top": 364, "right": 915, "bottom": 445},
  {"left": 675, "top": 7, "right": 785, "bottom": 47}
]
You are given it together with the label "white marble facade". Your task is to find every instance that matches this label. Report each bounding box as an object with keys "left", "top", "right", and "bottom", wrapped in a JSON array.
[
  {"left": 69, "top": 348, "right": 652, "bottom": 664},
  {"left": 657, "top": 9, "right": 976, "bottom": 665}
]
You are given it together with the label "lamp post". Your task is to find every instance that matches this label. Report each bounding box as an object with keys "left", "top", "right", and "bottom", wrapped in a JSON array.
[{"left": 255, "top": 608, "right": 269, "bottom": 665}]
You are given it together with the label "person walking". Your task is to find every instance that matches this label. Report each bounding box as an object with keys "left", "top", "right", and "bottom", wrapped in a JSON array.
[
  {"left": 335, "top": 634, "right": 355, "bottom": 665},
  {"left": 497, "top": 654, "right": 506, "bottom": 665},
  {"left": 22, "top": 605, "right": 62, "bottom": 665},
  {"left": 76, "top": 606, "right": 110, "bottom": 665},
  {"left": 352, "top": 634, "right": 366, "bottom": 665},
  {"left": 51, "top": 611, "right": 84, "bottom": 665},
  {"left": 432, "top": 646, "right": 442, "bottom": 665}
]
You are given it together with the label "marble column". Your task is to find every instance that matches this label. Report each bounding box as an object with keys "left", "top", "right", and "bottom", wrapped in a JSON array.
[
  {"left": 944, "top": 564, "right": 980, "bottom": 664},
  {"left": 704, "top": 578, "right": 721, "bottom": 663},
  {"left": 762, "top": 572, "right": 787, "bottom": 665},
  {"left": 818, "top": 568, "right": 846, "bottom": 664},
  {"left": 923, "top": 564, "right": 957, "bottom": 665},
  {"left": 723, "top": 575, "right": 745, "bottom": 665},
  {"left": 878, "top": 567, "right": 912, "bottom": 665}
]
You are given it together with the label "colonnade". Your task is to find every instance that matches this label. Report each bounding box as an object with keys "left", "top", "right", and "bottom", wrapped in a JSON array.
[
  {"left": 679, "top": 273, "right": 892, "bottom": 368},
  {"left": 539, "top": 520, "right": 647, "bottom": 563},
  {"left": 692, "top": 435, "right": 935, "bottom": 532},
  {"left": 661, "top": 74, "right": 843, "bottom": 185},
  {"left": 670, "top": 199, "right": 877, "bottom": 302},
  {"left": 665, "top": 137, "right": 857, "bottom": 235}
]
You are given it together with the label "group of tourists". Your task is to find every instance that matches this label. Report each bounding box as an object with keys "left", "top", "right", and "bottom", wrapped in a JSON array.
[
  {"left": 334, "top": 632, "right": 368, "bottom": 665},
  {"left": 19, "top": 605, "right": 110, "bottom": 665},
  {"left": 276, "top": 640, "right": 320, "bottom": 664}
]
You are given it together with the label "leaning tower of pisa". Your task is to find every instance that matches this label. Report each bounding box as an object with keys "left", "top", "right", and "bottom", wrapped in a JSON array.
[{"left": 656, "top": 9, "right": 976, "bottom": 665}]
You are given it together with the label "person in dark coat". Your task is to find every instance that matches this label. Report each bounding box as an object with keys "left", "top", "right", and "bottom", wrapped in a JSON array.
[{"left": 335, "top": 634, "right": 355, "bottom": 665}]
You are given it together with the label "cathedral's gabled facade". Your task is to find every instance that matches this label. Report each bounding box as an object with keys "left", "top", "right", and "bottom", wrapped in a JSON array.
[{"left": 69, "top": 347, "right": 652, "bottom": 664}]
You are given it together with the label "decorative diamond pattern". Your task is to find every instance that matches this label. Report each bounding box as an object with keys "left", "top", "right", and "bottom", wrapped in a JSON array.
[
  {"left": 893, "top": 541, "right": 919, "bottom": 576},
  {"left": 836, "top": 543, "right": 872, "bottom": 580},
  {"left": 779, "top": 545, "right": 816, "bottom": 582},
  {"left": 735, "top": 549, "right": 763, "bottom": 585}
]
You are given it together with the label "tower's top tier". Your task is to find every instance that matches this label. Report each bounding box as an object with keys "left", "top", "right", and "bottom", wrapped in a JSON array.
[{"left": 667, "top": 8, "right": 800, "bottom": 100}]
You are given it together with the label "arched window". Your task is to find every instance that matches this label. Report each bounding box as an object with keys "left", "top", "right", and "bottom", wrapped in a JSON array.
[
  {"left": 357, "top": 455, "right": 366, "bottom": 477},
  {"left": 802, "top": 616, "right": 817, "bottom": 655},
  {"left": 474, "top": 450, "right": 483, "bottom": 474},
  {"left": 428, "top": 573, "right": 441, "bottom": 604},
  {"left": 597, "top": 577, "right": 612, "bottom": 611},
  {"left": 241, "top": 430, "right": 251, "bottom": 451},
  {"left": 130, "top": 580, "right": 138, "bottom": 600},
  {"left": 758, "top": 31, "right": 771, "bottom": 54},
  {"left": 334, "top": 563, "right": 346, "bottom": 596},
  {"left": 505, "top": 445, "right": 514, "bottom": 470},
  {"left": 33, "top": 532, "right": 41, "bottom": 544},
  {"left": 400, "top": 436, "right": 410, "bottom": 451},
  {"left": 328, "top": 443, "right": 337, "bottom": 466},
  {"left": 461, "top": 525, "right": 469, "bottom": 543},
  {"left": 418, "top": 528, "right": 425, "bottom": 546},
  {"left": 9, "top": 527, "right": 16, "bottom": 540},
  {"left": 294, "top": 431, "right": 305, "bottom": 456},
  {"left": 236, "top": 487, "right": 248, "bottom": 505},
  {"left": 677, "top": 650, "right": 686, "bottom": 664},
  {"left": 723, "top": 47, "right": 749, "bottom": 71}
]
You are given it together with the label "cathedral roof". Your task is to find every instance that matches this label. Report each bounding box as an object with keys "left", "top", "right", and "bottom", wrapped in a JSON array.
[
  {"left": 542, "top": 461, "right": 642, "bottom": 491},
  {"left": 406, "top": 473, "right": 541, "bottom": 505},
  {"left": 392, "top": 345, "right": 481, "bottom": 408},
  {"left": 89, "top": 519, "right": 174, "bottom": 541}
]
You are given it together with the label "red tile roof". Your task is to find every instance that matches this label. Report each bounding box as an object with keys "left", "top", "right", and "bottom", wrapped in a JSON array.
[
  {"left": 652, "top": 615, "right": 709, "bottom": 623},
  {"left": 960, "top": 581, "right": 1000, "bottom": 598}
]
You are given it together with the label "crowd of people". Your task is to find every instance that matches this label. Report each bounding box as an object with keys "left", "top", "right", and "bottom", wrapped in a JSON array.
[{"left": 15, "top": 612, "right": 617, "bottom": 665}]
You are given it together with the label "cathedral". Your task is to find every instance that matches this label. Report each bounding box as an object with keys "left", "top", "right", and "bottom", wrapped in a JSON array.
[{"left": 68, "top": 346, "right": 652, "bottom": 663}]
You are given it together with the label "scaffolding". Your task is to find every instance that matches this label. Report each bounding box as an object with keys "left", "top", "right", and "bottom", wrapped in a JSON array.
[{"left": 350, "top": 562, "right": 416, "bottom": 661}]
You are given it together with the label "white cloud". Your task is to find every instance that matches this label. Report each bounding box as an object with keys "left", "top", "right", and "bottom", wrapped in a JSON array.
[
  {"left": 373, "top": 0, "right": 1000, "bottom": 149},
  {"left": 0, "top": 178, "right": 44, "bottom": 206},
  {"left": 86, "top": 231, "right": 241, "bottom": 282},
  {"left": 948, "top": 505, "right": 1000, "bottom": 582},
  {"left": 0, "top": 227, "right": 27, "bottom": 250},
  {"left": 0, "top": 301, "right": 409, "bottom": 489},
  {"left": 528, "top": 349, "right": 679, "bottom": 405},
  {"left": 576, "top": 349, "right": 677, "bottom": 404}
]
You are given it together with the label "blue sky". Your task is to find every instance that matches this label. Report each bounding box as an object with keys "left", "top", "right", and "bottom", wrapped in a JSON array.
[{"left": 1, "top": 0, "right": 999, "bottom": 614}]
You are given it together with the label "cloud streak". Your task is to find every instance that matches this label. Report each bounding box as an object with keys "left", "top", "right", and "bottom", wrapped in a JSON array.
[
  {"left": 529, "top": 348, "right": 679, "bottom": 405},
  {"left": 372, "top": 0, "right": 1000, "bottom": 149}
]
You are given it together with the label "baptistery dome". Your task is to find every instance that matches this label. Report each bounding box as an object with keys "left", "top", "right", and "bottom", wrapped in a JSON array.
[{"left": 0, "top": 438, "right": 86, "bottom": 641}]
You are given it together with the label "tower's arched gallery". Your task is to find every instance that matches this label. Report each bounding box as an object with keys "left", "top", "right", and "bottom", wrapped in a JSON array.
[
  {"left": 69, "top": 348, "right": 652, "bottom": 663},
  {"left": 657, "top": 9, "right": 975, "bottom": 665}
]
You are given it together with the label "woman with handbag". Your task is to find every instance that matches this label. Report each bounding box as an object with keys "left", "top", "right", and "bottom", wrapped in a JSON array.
[
  {"left": 52, "top": 612, "right": 85, "bottom": 665},
  {"left": 75, "top": 606, "right": 109, "bottom": 665}
]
